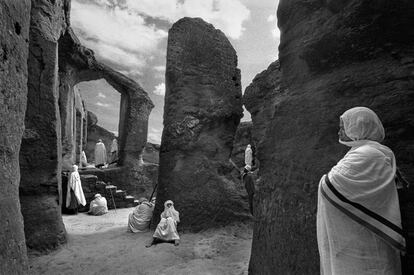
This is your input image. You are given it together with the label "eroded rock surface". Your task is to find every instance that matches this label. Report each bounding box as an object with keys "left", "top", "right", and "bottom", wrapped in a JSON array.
[
  {"left": 19, "top": 0, "right": 69, "bottom": 251},
  {"left": 249, "top": 1, "right": 414, "bottom": 274},
  {"left": 0, "top": 1, "right": 31, "bottom": 273},
  {"left": 154, "top": 18, "right": 249, "bottom": 231},
  {"left": 244, "top": 60, "right": 282, "bottom": 154}
]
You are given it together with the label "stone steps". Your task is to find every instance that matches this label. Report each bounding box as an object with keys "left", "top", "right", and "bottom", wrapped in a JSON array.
[{"left": 77, "top": 174, "right": 138, "bottom": 211}]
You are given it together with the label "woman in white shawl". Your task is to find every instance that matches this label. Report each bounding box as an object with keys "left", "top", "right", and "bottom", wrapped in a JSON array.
[
  {"left": 128, "top": 198, "right": 154, "bottom": 233},
  {"left": 317, "top": 107, "right": 405, "bottom": 274},
  {"left": 66, "top": 165, "right": 86, "bottom": 211},
  {"left": 146, "top": 200, "right": 180, "bottom": 247}
]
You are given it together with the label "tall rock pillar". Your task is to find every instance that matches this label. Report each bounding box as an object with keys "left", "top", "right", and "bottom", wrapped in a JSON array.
[
  {"left": 0, "top": 1, "right": 31, "bottom": 273},
  {"left": 19, "top": 0, "right": 69, "bottom": 251},
  {"left": 154, "top": 17, "right": 248, "bottom": 231}
]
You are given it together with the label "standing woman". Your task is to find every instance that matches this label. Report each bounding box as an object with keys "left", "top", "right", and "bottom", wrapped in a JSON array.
[{"left": 317, "top": 107, "right": 405, "bottom": 274}]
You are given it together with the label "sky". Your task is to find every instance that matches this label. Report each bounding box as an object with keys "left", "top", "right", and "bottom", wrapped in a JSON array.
[{"left": 72, "top": 0, "right": 280, "bottom": 143}]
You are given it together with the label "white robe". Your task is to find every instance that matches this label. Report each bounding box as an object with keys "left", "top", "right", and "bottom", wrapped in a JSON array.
[
  {"left": 128, "top": 202, "right": 154, "bottom": 233},
  {"left": 94, "top": 142, "right": 107, "bottom": 165},
  {"left": 245, "top": 146, "right": 253, "bottom": 167},
  {"left": 153, "top": 201, "right": 180, "bottom": 241},
  {"left": 88, "top": 197, "right": 108, "bottom": 216},
  {"left": 66, "top": 168, "right": 86, "bottom": 207},
  {"left": 317, "top": 141, "right": 404, "bottom": 274}
]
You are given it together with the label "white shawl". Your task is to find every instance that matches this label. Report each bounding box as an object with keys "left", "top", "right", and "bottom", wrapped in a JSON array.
[{"left": 66, "top": 165, "right": 86, "bottom": 207}]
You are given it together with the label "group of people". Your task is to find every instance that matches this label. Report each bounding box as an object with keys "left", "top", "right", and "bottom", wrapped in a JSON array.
[
  {"left": 67, "top": 106, "right": 408, "bottom": 272},
  {"left": 128, "top": 197, "right": 181, "bottom": 247},
  {"left": 93, "top": 138, "right": 118, "bottom": 168},
  {"left": 79, "top": 138, "right": 118, "bottom": 168}
]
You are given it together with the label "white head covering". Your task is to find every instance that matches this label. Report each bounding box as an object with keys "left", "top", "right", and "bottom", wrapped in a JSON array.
[
  {"left": 94, "top": 193, "right": 102, "bottom": 199},
  {"left": 340, "top": 107, "right": 385, "bottom": 145},
  {"left": 163, "top": 200, "right": 180, "bottom": 223},
  {"left": 73, "top": 164, "right": 78, "bottom": 172}
]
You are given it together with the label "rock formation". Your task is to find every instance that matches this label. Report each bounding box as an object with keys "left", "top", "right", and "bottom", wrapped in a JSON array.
[
  {"left": 0, "top": 1, "right": 31, "bottom": 273},
  {"left": 19, "top": 0, "right": 70, "bottom": 251},
  {"left": 244, "top": 60, "right": 282, "bottom": 153},
  {"left": 18, "top": 0, "right": 153, "bottom": 252},
  {"left": 154, "top": 17, "right": 249, "bottom": 231},
  {"left": 248, "top": 1, "right": 414, "bottom": 274}
]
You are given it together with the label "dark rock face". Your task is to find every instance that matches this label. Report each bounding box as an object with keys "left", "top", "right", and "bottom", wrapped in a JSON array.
[
  {"left": 0, "top": 1, "right": 31, "bottom": 273},
  {"left": 244, "top": 60, "right": 282, "bottom": 154},
  {"left": 19, "top": 0, "right": 69, "bottom": 251},
  {"left": 249, "top": 1, "right": 414, "bottom": 274},
  {"left": 154, "top": 17, "right": 249, "bottom": 231}
]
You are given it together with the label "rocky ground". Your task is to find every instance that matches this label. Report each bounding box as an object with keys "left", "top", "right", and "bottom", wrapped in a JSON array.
[{"left": 28, "top": 208, "right": 252, "bottom": 275}]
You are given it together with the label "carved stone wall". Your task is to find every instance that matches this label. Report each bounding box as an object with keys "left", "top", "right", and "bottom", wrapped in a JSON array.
[{"left": 0, "top": 0, "right": 31, "bottom": 273}]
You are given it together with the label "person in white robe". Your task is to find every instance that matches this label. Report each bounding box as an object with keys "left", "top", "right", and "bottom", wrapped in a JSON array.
[
  {"left": 94, "top": 139, "right": 107, "bottom": 167},
  {"left": 128, "top": 198, "right": 154, "bottom": 233},
  {"left": 317, "top": 107, "right": 405, "bottom": 275},
  {"left": 146, "top": 200, "right": 180, "bottom": 247},
  {"left": 66, "top": 165, "right": 86, "bottom": 209},
  {"left": 245, "top": 144, "right": 253, "bottom": 167},
  {"left": 110, "top": 138, "right": 118, "bottom": 164},
  {"left": 88, "top": 194, "right": 108, "bottom": 216}
]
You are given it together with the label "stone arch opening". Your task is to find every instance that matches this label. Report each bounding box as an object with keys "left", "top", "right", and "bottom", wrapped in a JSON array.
[
  {"left": 74, "top": 79, "right": 121, "bottom": 167},
  {"left": 18, "top": 26, "right": 153, "bottom": 252}
]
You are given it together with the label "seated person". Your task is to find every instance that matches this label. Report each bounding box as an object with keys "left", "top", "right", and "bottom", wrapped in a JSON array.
[
  {"left": 146, "top": 200, "right": 180, "bottom": 247},
  {"left": 128, "top": 197, "right": 154, "bottom": 233},
  {"left": 88, "top": 193, "right": 108, "bottom": 216}
]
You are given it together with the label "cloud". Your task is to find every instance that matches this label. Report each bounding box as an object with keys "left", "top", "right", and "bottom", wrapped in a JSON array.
[
  {"left": 71, "top": 0, "right": 167, "bottom": 74},
  {"left": 98, "top": 92, "right": 106, "bottom": 98},
  {"left": 271, "top": 26, "right": 281, "bottom": 39},
  {"left": 267, "top": 14, "right": 276, "bottom": 22},
  {"left": 96, "top": 102, "right": 111, "bottom": 107},
  {"left": 148, "top": 131, "right": 162, "bottom": 143},
  {"left": 153, "top": 83, "right": 166, "bottom": 96},
  {"left": 125, "top": 0, "right": 251, "bottom": 39},
  {"left": 154, "top": 65, "right": 166, "bottom": 72}
]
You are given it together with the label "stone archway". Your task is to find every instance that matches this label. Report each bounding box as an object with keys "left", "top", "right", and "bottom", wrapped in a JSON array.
[{"left": 19, "top": 2, "right": 153, "bottom": 251}]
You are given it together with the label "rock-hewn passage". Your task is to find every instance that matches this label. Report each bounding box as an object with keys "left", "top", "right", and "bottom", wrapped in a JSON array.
[
  {"left": 248, "top": 1, "right": 414, "bottom": 274},
  {"left": 0, "top": 1, "right": 31, "bottom": 273},
  {"left": 154, "top": 17, "right": 249, "bottom": 231}
]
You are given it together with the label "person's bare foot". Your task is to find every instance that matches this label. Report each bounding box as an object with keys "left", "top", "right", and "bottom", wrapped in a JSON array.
[{"left": 174, "top": 239, "right": 180, "bottom": 246}]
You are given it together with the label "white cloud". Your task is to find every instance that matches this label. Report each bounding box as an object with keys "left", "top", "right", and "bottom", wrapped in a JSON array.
[
  {"left": 148, "top": 132, "right": 162, "bottom": 143},
  {"left": 267, "top": 14, "right": 276, "bottom": 22},
  {"left": 71, "top": 0, "right": 167, "bottom": 73},
  {"left": 153, "top": 83, "right": 165, "bottom": 96},
  {"left": 125, "top": 0, "right": 251, "bottom": 39},
  {"left": 96, "top": 102, "right": 111, "bottom": 107},
  {"left": 271, "top": 26, "right": 281, "bottom": 39},
  {"left": 154, "top": 65, "right": 166, "bottom": 72},
  {"left": 98, "top": 92, "right": 106, "bottom": 98}
]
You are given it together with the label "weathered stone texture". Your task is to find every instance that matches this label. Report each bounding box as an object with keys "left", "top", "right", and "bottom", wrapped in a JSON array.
[
  {"left": 249, "top": 1, "right": 414, "bottom": 274},
  {"left": 154, "top": 18, "right": 249, "bottom": 231},
  {"left": 19, "top": 0, "right": 70, "bottom": 251},
  {"left": 244, "top": 60, "right": 282, "bottom": 153},
  {"left": 0, "top": 1, "right": 31, "bottom": 273}
]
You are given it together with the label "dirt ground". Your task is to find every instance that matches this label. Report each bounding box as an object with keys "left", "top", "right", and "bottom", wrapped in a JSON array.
[{"left": 29, "top": 208, "right": 252, "bottom": 275}]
